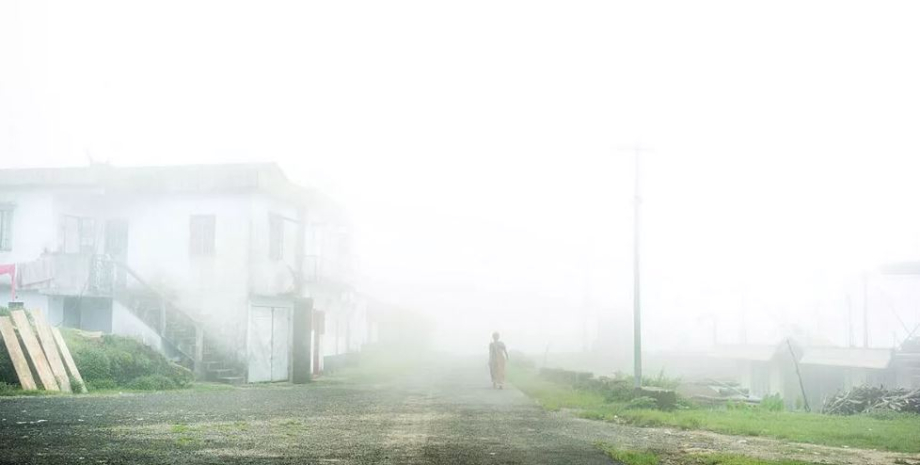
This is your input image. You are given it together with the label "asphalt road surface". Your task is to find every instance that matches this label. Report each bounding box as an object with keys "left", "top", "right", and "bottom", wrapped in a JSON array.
[{"left": 0, "top": 357, "right": 616, "bottom": 465}]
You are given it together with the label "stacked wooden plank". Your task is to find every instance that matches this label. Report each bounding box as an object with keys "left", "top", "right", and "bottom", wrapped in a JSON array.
[{"left": 0, "top": 309, "right": 87, "bottom": 393}]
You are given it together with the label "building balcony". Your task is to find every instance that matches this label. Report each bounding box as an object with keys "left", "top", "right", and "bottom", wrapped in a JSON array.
[{"left": 17, "top": 253, "right": 116, "bottom": 297}]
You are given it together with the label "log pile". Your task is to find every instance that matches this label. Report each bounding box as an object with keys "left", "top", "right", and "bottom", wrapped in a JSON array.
[{"left": 822, "top": 386, "right": 920, "bottom": 415}]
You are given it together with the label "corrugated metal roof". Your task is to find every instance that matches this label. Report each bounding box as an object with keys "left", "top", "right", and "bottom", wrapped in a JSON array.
[{"left": 799, "top": 347, "right": 893, "bottom": 369}]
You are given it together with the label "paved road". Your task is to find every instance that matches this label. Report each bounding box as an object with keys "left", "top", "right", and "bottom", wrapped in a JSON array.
[{"left": 0, "top": 357, "right": 615, "bottom": 464}]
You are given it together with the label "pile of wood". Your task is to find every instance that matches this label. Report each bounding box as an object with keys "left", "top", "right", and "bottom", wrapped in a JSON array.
[
  {"left": 0, "top": 309, "right": 87, "bottom": 393},
  {"left": 822, "top": 385, "right": 920, "bottom": 415}
]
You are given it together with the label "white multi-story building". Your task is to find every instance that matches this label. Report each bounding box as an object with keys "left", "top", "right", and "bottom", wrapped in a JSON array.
[{"left": 0, "top": 163, "right": 368, "bottom": 383}]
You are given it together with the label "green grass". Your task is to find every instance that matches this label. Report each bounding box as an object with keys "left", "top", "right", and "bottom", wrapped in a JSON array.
[
  {"left": 170, "top": 423, "right": 192, "bottom": 434},
  {"left": 597, "top": 445, "right": 824, "bottom": 465},
  {"left": 692, "top": 454, "right": 821, "bottom": 465},
  {"left": 511, "top": 367, "right": 920, "bottom": 453},
  {"left": 0, "top": 383, "right": 63, "bottom": 397},
  {"left": 599, "top": 446, "right": 659, "bottom": 465}
]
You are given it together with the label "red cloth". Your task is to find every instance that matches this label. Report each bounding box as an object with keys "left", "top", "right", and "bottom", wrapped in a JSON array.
[{"left": 0, "top": 264, "right": 15, "bottom": 300}]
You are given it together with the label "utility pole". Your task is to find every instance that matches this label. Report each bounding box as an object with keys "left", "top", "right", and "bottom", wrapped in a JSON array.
[
  {"left": 740, "top": 293, "right": 748, "bottom": 345},
  {"left": 846, "top": 293, "right": 854, "bottom": 348},
  {"left": 863, "top": 272, "right": 869, "bottom": 348},
  {"left": 621, "top": 145, "right": 652, "bottom": 389}
]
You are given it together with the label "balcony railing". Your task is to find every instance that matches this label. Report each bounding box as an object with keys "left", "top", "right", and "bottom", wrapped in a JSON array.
[{"left": 17, "top": 253, "right": 115, "bottom": 297}]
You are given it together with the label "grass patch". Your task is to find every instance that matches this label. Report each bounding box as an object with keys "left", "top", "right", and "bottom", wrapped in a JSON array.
[
  {"left": 512, "top": 366, "right": 920, "bottom": 453},
  {"left": 170, "top": 423, "right": 192, "bottom": 434},
  {"left": 0, "top": 381, "right": 61, "bottom": 397},
  {"left": 62, "top": 329, "right": 193, "bottom": 390},
  {"left": 597, "top": 445, "right": 824, "bottom": 465},
  {"left": 598, "top": 445, "right": 659, "bottom": 465},
  {"left": 1, "top": 319, "right": 193, "bottom": 394},
  {"left": 692, "top": 454, "right": 821, "bottom": 465}
]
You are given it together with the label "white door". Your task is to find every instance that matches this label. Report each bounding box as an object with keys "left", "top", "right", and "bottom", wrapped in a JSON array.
[
  {"left": 271, "top": 308, "right": 291, "bottom": 381},
  {"left": 248, "top": 305, "right": 292, "bottom": 382},
  {"left": 248, "top": 306, "right": 273, "bottom": 383}
]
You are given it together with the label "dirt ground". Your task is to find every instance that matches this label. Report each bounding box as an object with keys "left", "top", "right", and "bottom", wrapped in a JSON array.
[
  {"left": 0, "top": 358, "right": 615, "bottom": 465},
  {"left": 2, "top": 357, "right": 919, "bottom": 465}
]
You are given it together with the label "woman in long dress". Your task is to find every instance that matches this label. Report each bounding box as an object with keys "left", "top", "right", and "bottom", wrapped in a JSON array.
[{"left": 489, "top": 332, "right": 509, "bottom": 389}]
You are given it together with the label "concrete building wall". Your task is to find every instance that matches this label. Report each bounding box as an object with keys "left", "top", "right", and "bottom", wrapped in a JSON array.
[
  {"left": 0, "top": 189, "right": 56, "bottom": 268},
  {"left": 248, "top": 193, "right": 301, "bottom": 297}
]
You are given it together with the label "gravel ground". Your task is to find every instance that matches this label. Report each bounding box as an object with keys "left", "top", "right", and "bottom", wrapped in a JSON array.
[{"left": 0, "top": 358, "right": 616, "bottom": 465}]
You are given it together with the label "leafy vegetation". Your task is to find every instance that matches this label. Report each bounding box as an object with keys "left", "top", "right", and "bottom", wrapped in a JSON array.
[
  {"left": 0, "top": 318, "right": 193, "bottom": 393},
  {"left": 598, "top": 446, "right": 660, "bottom": 465},
  {"left": 62, "top": 330, "right": 193, "bottom": 390},
  {"left": 511, "top": 365, "right": 920, "bottom": 453}
]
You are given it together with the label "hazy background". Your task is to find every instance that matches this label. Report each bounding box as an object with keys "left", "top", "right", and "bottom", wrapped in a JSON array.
[{"left": 3, "top": 0, "right": 920, "bottom": 356}]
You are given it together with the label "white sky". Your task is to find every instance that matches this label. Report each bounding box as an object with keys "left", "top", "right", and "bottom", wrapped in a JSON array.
[{"left": 3, "top": 0, "right": 920, "bottom": 355}]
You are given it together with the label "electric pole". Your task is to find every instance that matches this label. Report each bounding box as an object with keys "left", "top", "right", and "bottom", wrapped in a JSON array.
[
  {"left": 621, "top": 145, "right": 652, "bottom": 389},
  {"left": 863, "top": 272, "right": 869, "bottom": 348}
]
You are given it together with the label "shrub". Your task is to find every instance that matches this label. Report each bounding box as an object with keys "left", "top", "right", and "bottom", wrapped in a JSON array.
[
  {"left": 87, "top": 379, "right": 118, "bottom": 390},
  {"left": 64, "top": 331, "right": 192, "bottom": 390},
  {"left": 76, "top": 348, "right": 112, "bottom": 381},
  {"left": 625, "top": 396, "right": 659, "bottom": 410},
  {"left": 126, "top": 375, "right": 178, "bottom": 390},
  {"left": 0, "top": 381, "right": 18, "bottom": 394},
  {"left": 0, "top": 344, "right": 16, "bottom": 385},
  {"left": 168, "top": 364, "right": 194, "bottom": 387},
  {"left": 69, "top": 376, "right": 85, "bottom": 394},
  {"left": 636, "top": 387, "right": 679, "bottom": 410},
  {"left": 760, "top": 393, "right": 785, "bottom": 412},
  {"left": 602, "top": 381, "right": 636, "bottom": 403}
]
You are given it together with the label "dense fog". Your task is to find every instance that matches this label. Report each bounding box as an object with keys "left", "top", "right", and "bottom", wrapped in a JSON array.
[{"left": 4, "top": 0, "right": 920, "bottom": 371}]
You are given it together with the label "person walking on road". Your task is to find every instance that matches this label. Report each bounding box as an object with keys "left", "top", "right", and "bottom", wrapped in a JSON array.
[{"left": 489, "top": 332, "right": 509, "bottom": 389}]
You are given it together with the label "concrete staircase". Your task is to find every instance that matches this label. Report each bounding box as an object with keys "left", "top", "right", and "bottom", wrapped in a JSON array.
[{"left": 110, "top": 261, "right": 245, "bottom": 383}]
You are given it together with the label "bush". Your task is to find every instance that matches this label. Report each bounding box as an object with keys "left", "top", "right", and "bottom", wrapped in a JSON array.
[
  {"left": 126, "top": 375, "right": 178, "bottom": 390},
  {"left": 0, "top": 344, "right": 16, "bottom": 385},
  {"left": 601, "top": 381, "right": 636, "bottom": 403},
  {"left": 0, "top": 381, "right": 18, "bottom": 394},
  {"left": 625, "top": 396, "right": 659, "bottom": 410},
  {"left": 64, "top": 331, "right": 192, "bottom": 391},
  {"left": 69, "top": 377, "right": 85, "bottom": 394},
  {"left": 87, "top": 379, "right": 118, "bottom": 390},
  {"left": 539, "top": 367, "right": 683, "bottom": 411},
  {"left": 75, "top": 348, "right": 112, "bottom": 381},
  {"left": 760, "top": 393, "right": 785, "bottom": 412}
]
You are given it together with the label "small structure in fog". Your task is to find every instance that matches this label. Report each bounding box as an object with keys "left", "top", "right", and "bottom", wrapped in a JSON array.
[
  {"left": 707, "top": 340, "right": 915, "bottom": 409},
  {"left": 708, "top": 342, "right": 801, "bottom": 408},
  {"left": 799, "top": 346, "right": 894, "bottom": 408}
]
